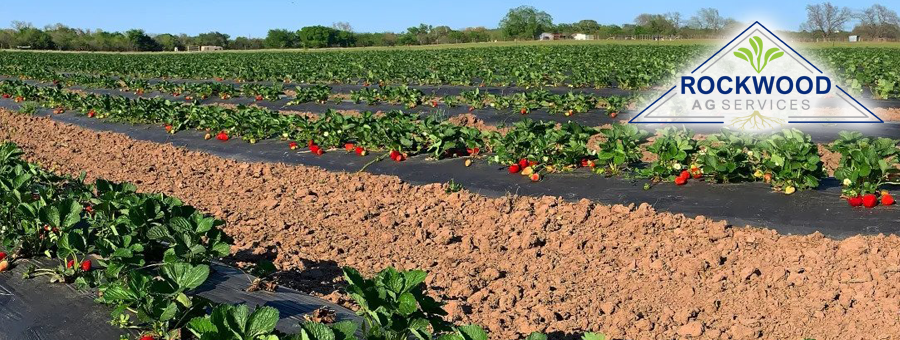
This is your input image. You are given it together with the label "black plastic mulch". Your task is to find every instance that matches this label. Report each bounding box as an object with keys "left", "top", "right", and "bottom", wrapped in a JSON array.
[{"left": 3, "top": 102, "right": 898, "bottom": 239}]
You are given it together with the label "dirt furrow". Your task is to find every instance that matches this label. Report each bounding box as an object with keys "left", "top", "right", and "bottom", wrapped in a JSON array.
[{"left": 2, "top": 110, "right": 899, "bottom": 340}]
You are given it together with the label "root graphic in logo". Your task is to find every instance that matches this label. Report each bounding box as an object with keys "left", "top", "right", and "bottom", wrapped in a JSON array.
[{"left": 630, "top": 21, "right": 882, "bottom": 131}]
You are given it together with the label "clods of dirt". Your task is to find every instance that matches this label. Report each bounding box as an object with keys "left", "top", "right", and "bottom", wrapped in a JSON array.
[{"left": 5, "top": 110, "right": 900, "bottom": 340}]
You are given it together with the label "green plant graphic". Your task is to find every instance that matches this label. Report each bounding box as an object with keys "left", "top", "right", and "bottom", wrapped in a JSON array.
[{"left": 734, "top": 36, "right": 784, "bottom": 73}]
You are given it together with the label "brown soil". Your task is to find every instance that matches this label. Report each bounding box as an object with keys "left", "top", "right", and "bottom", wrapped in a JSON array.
[
  {"left": 819, "top": 144, "right": 841, "bottom": 176},
  {"left": 4, "top": 110, "right": 900, "bottom": 340},
  {"left": 873, "top": 108, "right": 900, "bottom": 122},
  {"left": 447, "top": 114, "right": 506, "bottom": 134}
]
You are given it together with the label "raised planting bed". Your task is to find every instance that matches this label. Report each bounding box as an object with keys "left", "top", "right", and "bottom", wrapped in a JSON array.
[
  {"left": 2, "top": 106, "right": 896, "bottom": 238},
  {"left": 1, "top": 107, "right": 879, "bottom": 340},
  {"left": 1, "top": 138, "right": 589, "bottom": 340}
]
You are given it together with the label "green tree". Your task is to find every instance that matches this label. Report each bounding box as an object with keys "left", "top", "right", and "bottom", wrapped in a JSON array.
[
  {"left": 573, "top": 20, "right": 601, "bottom": 33},
  {"left": 16, "top": 27, "right": 55, "bottom": 49},
  {"left": 264, "top": 29, "right": 297, "bottom": 48},
  {"left": 297, "top": 25, "right": 338, "bottom": 48},
  {"left": 45, "top": 24, "right": 82, "bottom": 50},
  {"left": 231, "top": 36, "right": 264, "bottom": 49},
  {"left": 334, "top": 30, "right": 356, "bottom": 47},
  {"left": 499, "top": 5, "right": 554, "bottom": 40},
  {"left": 465, "top": 27, "right": 492, "bottom": 42},
  {"left": 196, "top": 31, "right": 230, "bottom": 47},
  {"left": 153, "top": 33, "right": 183, "bottom": 51},
  {"left": 125, "top": 29, "right": 160, "bottom": 51}
]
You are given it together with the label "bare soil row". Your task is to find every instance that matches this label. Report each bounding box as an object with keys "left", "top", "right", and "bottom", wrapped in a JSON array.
[{"left": 3, "top": 110, "right": 900, "bottom": 340}]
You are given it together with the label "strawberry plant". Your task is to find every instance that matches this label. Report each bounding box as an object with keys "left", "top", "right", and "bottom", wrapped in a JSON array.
[
  {"left": 420, "top": 116, "right": 485, "bottom": 159},
  {"left": 756, "top": 129, "right": 824, "bottom": 192},
  {"left": 186, "top": 304, "right": 281, "bottom": 340},
  {"left": 99, "top": 262, "right": 213, "bottom": 337},
  {"left": 594, "top": 123, "right": 649, "bottom": 175},
  {"left": 285, "top": 85, "right": 332, "bottom": 105},
  {"left": 696, "top": 131, "right": 759, "bottom": 183},
  {"left": 828, "top": 131, "right": 900, "bottom": 197},
  {"left": 643, "top": 127, "right": 698, "bottom": 181},
  {"left": 488, "top": 120, "right": 597, "bottom": 173},
  {"left": 343, "top": 267, "right": 453, "bottom": 340},
  {"left": 240, "top": 83, "right": 285, "bottom": 101},
  {"left": 601, "top": 96, "right": 631, "bottom": 117}
]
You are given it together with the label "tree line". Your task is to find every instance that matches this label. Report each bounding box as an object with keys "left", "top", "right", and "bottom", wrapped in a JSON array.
[{"left": 0, "top": 2, "right": 897, "bottom": 52}]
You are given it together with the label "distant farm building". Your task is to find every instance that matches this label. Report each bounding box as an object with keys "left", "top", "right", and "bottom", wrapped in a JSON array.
[
  {"left": 539, "top": 33, "right": 566, "bottom": 41},
  {"left": 200, "top": 46, "right": 224, "bottom": 52},
  {"left": 573, "top": 33, "right": 595, "bottom": 41},
  {"left": 539, "top": 33, "right": 594, "bottom": 41}
]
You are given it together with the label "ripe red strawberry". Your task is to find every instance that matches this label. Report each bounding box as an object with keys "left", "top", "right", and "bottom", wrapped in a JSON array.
[
  {"left": 690, "top": 167, "right": 702, "bottom": 179},
  {"left": 81, "top": 260, "right": 91, "bottom": 272},
  {"left": 528, "top": 160, "right": 538, "bottom": 167},
  {"left": 848, "top": 196, "right": 863, "bottom": 207},
  {"left": 184, "top": 96, "right": 193, "bottom": 101},
  {"left": 345, "top": 143, "right": 355, "bottom": 152},
  {"left": 314, "top": 148, "right": 324, "bottom": 156},
  {"left": 85, "top": 205, "right": 93, "bottom": 214},
  {"left": 87, "top": 110, "right": 96, "bottom": 118},
  {"left": 355, "top": 146, "right": 366, "bottom": 156},
  {"left": 14, "top": 96, "right": 24, "bottom": 103},
  {"left": 530, "top": 173, "right": 540, "bottom": 182},
  {"left": 882, "top": 193, "right": 895, "bottom": 206},
  {"left": 255, "top": 95, "right": 263, "bottom": 101},
  {"left": 310, "top": 144, "right": 320, "bottom": 152},
  {"left": 216, "top": 132, "right": 229, "bottom": 141},
  {"left": 675, "top": 176, "right": 687, "bottom": 186},
  {"left": 863, "top": 194, "right": 878, "bottom": 208},
  {"left": 520, "top": 108, "right": 527, "bottom": 115},
  {"left": 136, "top": 89, "right": 144, "bottom": 96},
  {"left": 165, "top": 125, "right": 173, "bottom": 133},
  {"left": 1, "top": 94, "right": 9, "bottom": 99},
  {"left": 307, "top": 139, "right": 316, "bottom": 147},
  {"left": 518, "top": 159, "right": 528, "bottom": 169},
  {"left": 679, "top": 170, "right": 690, "bottom": 180},
  {"left": 509, "top": 164, "right": 521, "bottom": 174},
  {"left": 140, "top": 335, "right": 155, "bottom": 340},
  {"left": 467, "top": 148, "right": 479, "bottom": 155},
  {"left": 609, "top": 112, "right": 618, "bottom": 118},
  {"left": 390, "top": 150, "right": 400, "bottom": 160},
  {"left": 67, "top": 259, "right": 75, "bottom": 269},
  {"left": 289, "top": 141, "right": 298, "bottom": 150},
  {"left": 0, "top": 252, "right": 6, "bottom": 261},
  {"left": 431, "top": 101, "right": 438, "bottom": 108}
]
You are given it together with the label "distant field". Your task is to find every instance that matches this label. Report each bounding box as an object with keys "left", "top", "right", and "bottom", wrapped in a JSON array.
[
  {"left": 1, "top": 41, "right": 899, "bottom": 98},
  {"left": 5, "top": 38, "right": 899, "bottom": 55}
]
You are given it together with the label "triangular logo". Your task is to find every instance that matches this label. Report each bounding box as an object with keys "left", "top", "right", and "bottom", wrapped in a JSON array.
[{"left": 630, "top": 21, "right": 882, "bottom": 130}]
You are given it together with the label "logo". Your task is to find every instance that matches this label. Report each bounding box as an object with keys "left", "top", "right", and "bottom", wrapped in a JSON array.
[
  {"left": 630, "top": 21, "right": 881, "bottom": 131},
  {"left": 733, "top": 36, "right": 783, "bottom": 74}
]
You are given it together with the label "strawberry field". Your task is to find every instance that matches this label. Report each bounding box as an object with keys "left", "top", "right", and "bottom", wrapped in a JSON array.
[{"left": 3, "top": 43, "right": 900, "bottom": 340}]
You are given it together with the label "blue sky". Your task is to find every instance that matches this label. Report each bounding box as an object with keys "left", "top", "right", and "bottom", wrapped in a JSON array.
[{"left": 0, "top": 0, "right": 883, "bottom": 37}]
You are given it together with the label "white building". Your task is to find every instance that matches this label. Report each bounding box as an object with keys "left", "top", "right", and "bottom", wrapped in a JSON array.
[
  {"left": 573, "top": 33, "right": 595, "bottom": 41},
  {"left": 200, "top": 46, "right": 224, "bottom": 52},
  {"left": 539, "top": 32, "right": 558, "bottom": 41}
]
